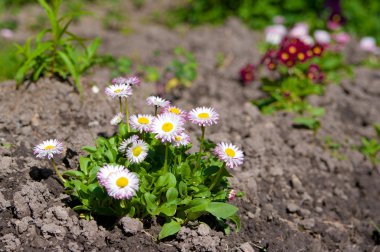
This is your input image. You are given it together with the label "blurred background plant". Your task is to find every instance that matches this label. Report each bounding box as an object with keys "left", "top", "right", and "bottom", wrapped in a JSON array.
[
  {"left": 358, "top": 125, "right": 380, "bottom": 166},
  {"left": 164, "top": 0, "right": 380, "bottom": 42},
  {"left": 15, "top": 0, "right": 101, "bottom": 98}
]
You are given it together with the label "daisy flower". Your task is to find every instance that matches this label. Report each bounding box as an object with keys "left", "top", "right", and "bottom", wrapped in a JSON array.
[
  {"left": 130, "top": 114, "right": 155, "bottom": 133},
  {"left": 119, "top": 135, "right": 140, "bottom": 153},
  {"left": 228, "top": 189, "right": 237, "bottom": 201},
  {"left": 105, "top": 169, "right": 139, "bottom": 200},
  {"left": 146, "top": 96, "right": 170, "bottom": 108},
  {"left": 189, "top": 107, "right": 219, "bottom": 127},
  {"left": 173, "top": 132, "right": 191, "bottom": 147},
  {"left": 110, "top": 113, "right": 124, "bottom": 125},
  {"left": 163, "top": 106, "right": 188, "bottom": 120},
  {"left": 126, "top": 76, "right": 141, "bottom": 86},
  {"left": 112, "top": 76, "right": 141, "bottom": 87},
  {"left": 34, "top": 139, "right": 64, "bottom": 159},
  {"left": 97, "top": 164, "right": 125, "bottom": 187},
  {"left": 151, "top": 113, "right": 184, "bottom": 142},
  {"left": 214, "top": 142, "right": 244, "bottom": 169},
  {"left": 127, "top": 140, "right": 149, "bottom": 163},
  {"left": 105, "top": 84, "right": 132, "bottom": 98}
]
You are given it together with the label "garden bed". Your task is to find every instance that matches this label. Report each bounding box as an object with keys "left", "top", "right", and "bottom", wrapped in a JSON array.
[{"left": 0, "top": 2, "right": 379, "bottom": 251}]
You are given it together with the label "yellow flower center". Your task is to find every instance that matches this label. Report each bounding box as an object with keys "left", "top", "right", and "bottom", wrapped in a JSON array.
[
  {"left": 114, "top": 88, "right": 122, "bottom": 93},
  {"left": 198, "top": 113, "right": 209, "bottom": 119},
  {"left": 132, "top": 146, "right": 142, "bottom": 157},
  {"left": 289, "top": 46, "right": 296, "bottom": 54},
  {"left": 175, "top": 136, "right": 182, "bottom": 141},
  {"left": 225, "top": 148, "right": 235, "bottom": 157},
  {"left": 116, "top": 177, "right": 129, "bottom": 188},
  {"left": 313, "top": 47, "right": 321, "bottom": 55},
  {"left": 281, "top": 52, "right": 289, "bottom": 60},
  {"left": 138, "top": 117, "right": 150, "bottom": 124},
  {"left": 162, "top": 122, "right": 174, "bottom": 132},
  {"left": 44, "top": 145, "right": 55, "bottom": 150},
  {"left": 169, "top": 107, "right": 181, "bottom": 115},
  {"left": 297, "top": 53, "right": 305, "bottom": 61}
]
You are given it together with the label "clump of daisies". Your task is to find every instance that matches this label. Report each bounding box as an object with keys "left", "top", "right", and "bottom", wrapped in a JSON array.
[{"left": 60, "top": 76, "right": 244, "bottom": 239}]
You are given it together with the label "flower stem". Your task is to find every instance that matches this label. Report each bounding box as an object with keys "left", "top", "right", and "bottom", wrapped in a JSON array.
[
  {"left": 119, "top": 97, "right": 123, "bottom": 114},
  {"left": 164, "top": 142, "right": 169, "bottom": 173},
  {"left": 209, "top": 163, "right": 225, "bottom": 191},
  {"left": 154, "top": 106, "right": 158, "bottom": 116},
  {"left": 51, "top": 159, "right": 66, "bottom": 184},
  {"left": 195, "top": 126, "right": 205, "bottom": 170},
  {"left": 125, "top": 98, "right": 130, "bottom": 132}
]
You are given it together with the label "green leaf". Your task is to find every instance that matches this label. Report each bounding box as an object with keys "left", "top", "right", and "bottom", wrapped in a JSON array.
[
  {"left": 206, "top": 202, "right": 238, "bottom": 219},
  {"left": 185, "top": 198, "right": 210, "bottom": 213},
  {"left": 160, "top": 203, "right": 177, "bottom": 217},
  {"left": 158, "top": 220, "right": 181, "bottom": 240},
  {"left": 63, "top": 170, "right": 85, "bottom": 179},
  {"left": 178, "top": 181, "right": 188, "bottom": 197},
  {"left": 229, "top": 214, "right": 241, "bottom": 232},
  {"left": 79, "top": 156, "right": 90, "bottom": 175},
  {"left": 82, "top": 146, "right": 97, "bottom": 153},
  {"left": 166, "top": 188, "right": 178, "bottom": 203}
]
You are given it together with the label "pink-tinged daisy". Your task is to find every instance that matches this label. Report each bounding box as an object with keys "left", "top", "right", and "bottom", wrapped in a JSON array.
[
  {"left": 173, "top": 132, "right": 191, "bottom": 147},
  {"left": 130, "top": 114, "right": 155, "bottom": 133},
  {"left": 97, "top": 164, "right": 125, "bottom": 187},
  {"left": 34, "top": 139, "right": 64, "bottom": 159},
  {"left": 189, "top": 107, "right": 219, "bottom": 127},
  {"left": 112, "top": 77, "right": 128, "bottom": 85},
  {"left": 127, "top": 140, "right": 148, "bottom": 163},
  {"left": 228, "top": 189, "right": 237, "bottom": 201},
  {"left": 126, "top": 76, "right": 141, "bottom": 86},
  {"left": 119, "top": 135, "right": 140, "bottom": 153},
  {"left": 163, "top": 106, "right": 188, "bottom": 120},
  {"left": 105, "top": 84, "right": 132, "bottom": 98},
  {"left": 110, "top": 113, "right": 124, "bottom": 125},
  {"left": 146, "top": 96, "right": 170, "bottom": 108},
  {"left": 105, "top": 169, "right": 139, "bottom": 200},
  {"left": 214, "top": 142, "right": 244, "bottom": 169},
  {"left": 151, "top": 113, "right": 184, "bottom": 142}
]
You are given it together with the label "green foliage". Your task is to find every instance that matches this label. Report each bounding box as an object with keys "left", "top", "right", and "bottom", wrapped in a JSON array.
[
  {"left": 165, "top": 0, "right": 380, "bottom": 41},
  {"left": 15, "top": 0, "right": 100, "bottom": 98},
  {"left": 359, "top": 124, "right": 380, "bottom": 165},
  {"left": 0, "top": 41, "right": 19, "bottom": 81},
  {"left": 64, "top": 124, "right": 240, "bottom": 239},
  {"left": 164, "top": 47, "right": 198, "bottom": 92}
]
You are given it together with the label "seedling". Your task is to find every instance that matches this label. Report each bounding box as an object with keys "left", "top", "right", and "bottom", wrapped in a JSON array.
[
  {"left": 15, "top": 0, "right": 100, "bottom": 98},
  {"left": 358, "top": 125, "right": 380, "bottom": 166},
  {"left": 162, "top": 47, "right": 198, "bottom": 94}
]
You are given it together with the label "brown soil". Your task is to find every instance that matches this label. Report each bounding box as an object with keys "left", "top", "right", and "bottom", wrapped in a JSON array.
[{"left": 1, "top": 1, "right": 380, "bottom": 251}]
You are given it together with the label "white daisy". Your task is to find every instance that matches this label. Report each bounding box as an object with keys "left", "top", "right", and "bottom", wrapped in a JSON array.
[
  {"left": 119, "top": 135, "right": 140, "bottom": 153},
  {"left": 163, "top": 106, "right": 188, "bottom": 120},
  {"left": 105, "top": 84, "right": 132, "bottom": 98},
  {"left": 151, "top": 113, "right": 184, "bottom": 142},
  {"left": 105, "top": 169, "right": 139, "bottom": 200},
  {"left": 189, "top": 107, "right": 219, "bottom": 127},
  {"left": 110, "top": 113, "right": 124, "bottom": 125},
  {"left": 127, "top": 140, "right": 148, "bottom": 163},
  {"left": 214, "top": 142, "right": 244, "bottom": 169},
  {"left": 146, "top": 96, "right": 170, "bottom": 108},
  {"left": 129, "top": 114, "right": 155, "bottom": 133},
  {"left": 34, "top": 139, "right": 64, "bottom": 159},
  {"left": 173, "top": 132, "right": 191, "bottom": 147},
  {"left": 97, "top": 164, "right": 125, "bottom": 187}
]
